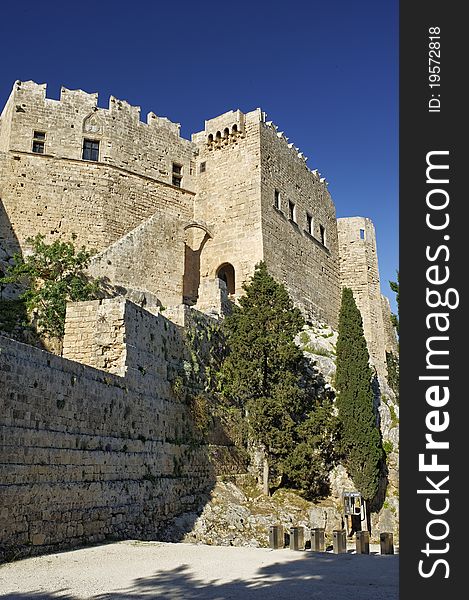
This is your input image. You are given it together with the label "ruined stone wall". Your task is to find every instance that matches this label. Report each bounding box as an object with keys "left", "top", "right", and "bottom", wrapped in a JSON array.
[
  {"left": 0, "top": 80, "right": 195, "bottom": 254},
  {"left": 191, "top": 109, "right": 264, "bottom": 299},
  {"left": 337, "top": 217, "right": 388, "bottom": 379},
  {"left": 259, "top": 122, "right": 340, "bottom": 327},
  {"left": 0, "top": 298, "right": 214, "bottom": 561}
]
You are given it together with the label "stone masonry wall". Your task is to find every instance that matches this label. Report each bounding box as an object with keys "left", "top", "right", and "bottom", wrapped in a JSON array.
[
  {"left": 62, "top": 299, "right": 127, "bottom": 374},
  {"left": 0, "top": 80, "right": 194, "bottom": 254},
  {"left": 259, "top": 121, "right": 340, "bottom": 327},
  {"left": 3, "top": 81, "right": 196, "bottom": 188},
  {"left": 337, "top": 217, "right": 388, "bottom": 379},
  {"left": 87, "top": 208, "right": 187, "bottom": 308},
  {"left": 191, "top": 109, "right": 264, "bottom": 299},
  {"left": 0, "top": 298, "right": 214, "bottom": 562}
]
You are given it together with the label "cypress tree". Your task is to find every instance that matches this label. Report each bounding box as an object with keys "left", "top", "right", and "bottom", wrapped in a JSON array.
[
  {"left": 335, "top": 287, "right": 384, "bottom": 503},
  {"left": 219, "top": 262, "right": 340, "bottom": 496}
]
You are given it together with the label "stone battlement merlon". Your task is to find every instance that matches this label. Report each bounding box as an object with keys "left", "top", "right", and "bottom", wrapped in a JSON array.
[
  {"left": 3, "top": 80, "right": 184, "bottom": 139},
  {"left": 191, "top": 107, "right": 331, "bottom": 190},
  {"left": 0, "top": 80, "right": 196, "bottom": 192},
  {"left": 191, "top": 108, "right": 254, "bottom": 144},
  {"left": 261, "top": 118, "right": 333, "bottom": 191}
]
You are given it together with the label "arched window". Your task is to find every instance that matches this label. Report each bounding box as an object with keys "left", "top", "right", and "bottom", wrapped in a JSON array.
[
  {"left": 208, "top": 133, "right": 214, "bottom": 143},
  {"left": 216, "top": 263, "right": 235, "bottom": 295},
  {"left": 232, "top": 124, "right": 238, "bottom": 134},
  {"left": 215, "top": 130, "right": 221, "bottom": 141},
  {"left": 223, "top": 127, "right": 230, "bottom": 138}
]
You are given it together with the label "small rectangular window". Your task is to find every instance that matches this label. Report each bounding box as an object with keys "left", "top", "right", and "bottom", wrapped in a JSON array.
[
  {"left": 274, "top": 189, "right": 281, "bottom": 209},
  {"left": 82, "top": 138, "right": 99, "bottom": 161},
  {"left": 360, "top": 228, "right": 365, "bottom": 240},
  {"left": 320, "top": 225, "right": 326, "bottom": 246},
  {"left": 32, "top": 140, "right": 45, "bottom": 154},
  {"left": 288, "top": 200, "right": 296, "bottom": 222},
  {"left": 306, "top": 213, "right": 313, "bottom": 235},
  {"left": 172, "top": 162, "right": 183, "bottom": 187},
  {"left": 32, "top": 131, "right": 46, "bottom": 154},
  {"left": 200, "top": 161, "right": 206, "bottom": 173}
]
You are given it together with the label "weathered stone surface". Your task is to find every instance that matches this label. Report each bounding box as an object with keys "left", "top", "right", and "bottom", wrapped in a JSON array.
[
  {"left": 337, "top": 217, "right": 398, "bottom": 383},
  {"left": 0, "top": 80, "right": 396, "bottom": 359},
  {"left": 0, "top": 298, "right": 215, "bottom": 562},
  {"left": 0, "top": 80, "right": 399, "bottom": 558},
  {"left": 162, "top": 477, "right": 314, "bottom": 548}
]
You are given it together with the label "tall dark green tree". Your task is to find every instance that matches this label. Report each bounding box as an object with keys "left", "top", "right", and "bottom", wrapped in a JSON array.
[
  {"left": 335, "top": 287, "right": 384, "bottom": 503},
  {"left": 219, "top": 262, "right": 340, "bottom": 496}
]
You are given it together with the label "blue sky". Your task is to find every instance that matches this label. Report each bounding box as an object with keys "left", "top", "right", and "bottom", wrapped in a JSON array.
[{"left": 0, "top": 0, "right": 398, "bottom": 311}]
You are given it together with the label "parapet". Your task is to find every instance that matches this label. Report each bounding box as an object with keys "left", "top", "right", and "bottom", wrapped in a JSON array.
[
  {"left": 191, "top": 108, "right": 260, "bottom": 144},
  {"left": 4, "top": 80, "right": 183, "bottom": 138}
]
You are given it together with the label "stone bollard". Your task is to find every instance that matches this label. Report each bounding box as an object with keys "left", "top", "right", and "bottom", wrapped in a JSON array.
[
  {"left": 289, "top": 527, "right": 305, "bottom": 551},
  {"left": 380, "top": 532, "right": 394, "bottom": 554},
  {"left": 311, "top": 527, "right": 325, "bottom": 552},
  {"left": 269, "top": 525, "right": 284, "bottom": 549},
  {"left": 356, "top": 530, "right": 370, "bottom": 554},
  {"left": 333, "top": 529, "right": 347, "bottom": 554}
]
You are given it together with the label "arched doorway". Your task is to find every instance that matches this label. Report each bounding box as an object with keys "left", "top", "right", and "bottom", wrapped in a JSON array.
[
  {"left": 216, "top": 263, "right": 235, "bottom": 295},
  {"left": 182, "top": 221, "right": 213, "bottom": 305}
]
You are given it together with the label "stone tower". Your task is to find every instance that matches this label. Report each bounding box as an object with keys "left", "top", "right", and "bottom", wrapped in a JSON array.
[
  {"left": 337, "top": 217, "right": 397, "bottom": 380},
  {"left": 191, "top": 109, "right": 340, "bottom": 327}
]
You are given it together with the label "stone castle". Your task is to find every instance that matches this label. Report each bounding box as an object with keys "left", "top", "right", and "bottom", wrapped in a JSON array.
[
  {"left": 0, "top": 80, "right": 396, "bottom": 375},
  {"left": 0, "top": 81, "right": 398, "bottom": 559}
]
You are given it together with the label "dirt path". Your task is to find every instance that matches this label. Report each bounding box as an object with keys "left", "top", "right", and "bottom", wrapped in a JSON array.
[{"left": 0, "top": 540, "right": 398, "bottom": 599}]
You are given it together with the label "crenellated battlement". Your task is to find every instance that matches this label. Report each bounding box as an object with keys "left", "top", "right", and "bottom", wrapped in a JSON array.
[
  {"left": 261, "top": 118, "right": 330, "bottom": 187},
  {"left": 5, "top": 80, "right": 183, "bottom": 137},
  {"left": 191, "top": 108, "right": 251, "bottom": 145}
]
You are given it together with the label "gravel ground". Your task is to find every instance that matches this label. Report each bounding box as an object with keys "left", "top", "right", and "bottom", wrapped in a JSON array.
[{"left": 0, "top": 540, "right": 399, "bottom": 600}]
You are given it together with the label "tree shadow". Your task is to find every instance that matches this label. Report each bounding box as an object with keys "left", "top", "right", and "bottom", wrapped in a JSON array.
[
  {"left": 0, "top": 199, "right": 22, "bottom": 301},
  {"left": 2, "top": 551, "right": 399, "bottom": 600}
]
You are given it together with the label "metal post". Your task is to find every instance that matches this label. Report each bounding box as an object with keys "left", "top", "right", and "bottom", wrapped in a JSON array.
[
  {"left": 380, "top": 532, "right": 394, "bottom": 554},
  {"left": 269, "top": 525, "right": 284, "bottom": 549},
  {"left": 311, "top": 527, "right": 325, "bottom": 552},
  {"left": 355, "top": 530, "right": 370, "bottom": 554},
  {"left": 289, "top": 527, "right": 305, "bottom": 550},
  {"left": 333, "top": 529, "right": 347, "bottom": 554}
]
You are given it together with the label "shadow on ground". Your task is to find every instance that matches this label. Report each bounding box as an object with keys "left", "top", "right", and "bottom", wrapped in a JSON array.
[{"left": 2, "top": 552, "right": 399, "bottom": 600}]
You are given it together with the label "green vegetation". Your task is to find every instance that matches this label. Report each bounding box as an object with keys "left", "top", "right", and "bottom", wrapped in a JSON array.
[
  {"left": 389, "top": 403, "right": 399, "bottom": 428},
  {"left": 335, "top": 287, "right": 384, "bottom": 503},
  {"left": 383, "top": 440, "right": 394, "bottom": 457},
  {"left": 0, "top": 234, "right": 102, "bottom": 340},
  {"left": 389, "top": 271, "right": 399, "bottom": 334},
  {"left": 218, "top": 262, "right": 340, "bottom": 499}
]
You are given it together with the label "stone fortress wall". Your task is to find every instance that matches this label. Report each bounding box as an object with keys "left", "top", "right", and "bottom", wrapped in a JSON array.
[
  {"left": 0, "top": 80, "right": 195, "bottom": 261},
  {"left": 0, "top": 81, "right": 398, "bottom": 558},
  {"left": 0, "top": 80, "right": 396, "bottom": 360},
  {"left": 0, "top": 297, "right": 214, "bottom": 561},
  {"left": 259, "top": 119, "right": 340, "bottom": 327}
]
